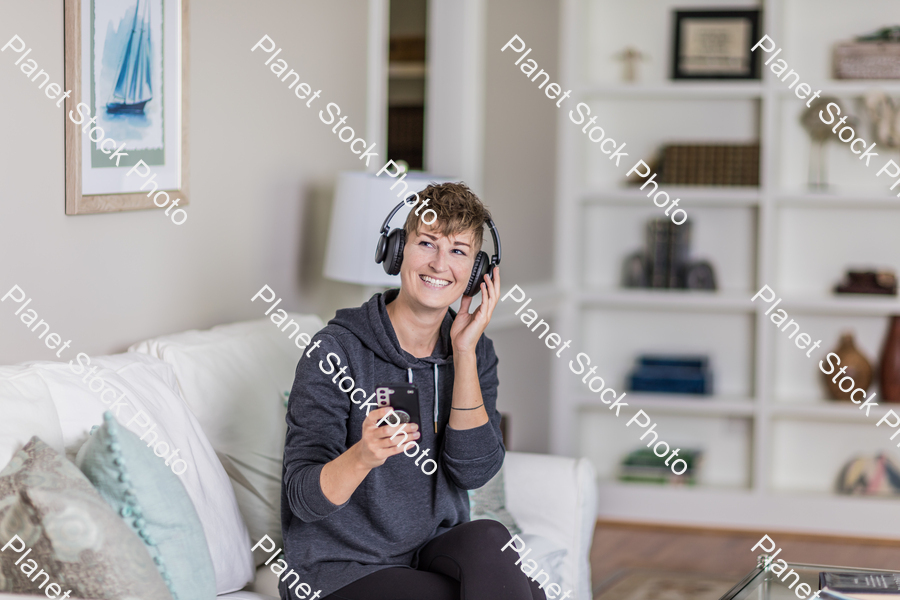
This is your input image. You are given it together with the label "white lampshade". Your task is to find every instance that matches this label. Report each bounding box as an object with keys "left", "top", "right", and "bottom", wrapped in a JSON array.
[{"left": 323, "top": 170, "right": 453, "bottom": 286}]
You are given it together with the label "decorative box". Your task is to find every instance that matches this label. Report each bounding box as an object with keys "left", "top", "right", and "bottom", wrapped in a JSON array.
[{"left": 834, "top": 42, "right": 900, "bottom": 80}]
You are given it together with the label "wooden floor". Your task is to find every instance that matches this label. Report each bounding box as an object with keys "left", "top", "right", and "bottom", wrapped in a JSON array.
[{"left": 591, "top": 520, "right": 900, "bottom": 591}]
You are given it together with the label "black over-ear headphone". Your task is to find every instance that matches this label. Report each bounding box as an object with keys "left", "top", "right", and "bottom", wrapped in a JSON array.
[{"left": 374, "top": 199, "right": 502, "bottom": 297}]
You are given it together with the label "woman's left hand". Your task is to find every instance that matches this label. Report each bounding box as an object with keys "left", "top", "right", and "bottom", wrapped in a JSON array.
[{"left": 450, "top": 266, "right": 500, "bottom": 355}]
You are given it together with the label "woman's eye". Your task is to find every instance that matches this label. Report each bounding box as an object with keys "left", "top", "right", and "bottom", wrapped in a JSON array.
[
  {"left": 453, "top": 249, "right": 466, "bottom": 256},
  {"left": 419, "top": 241, "right": 433, "bottom": 248}
]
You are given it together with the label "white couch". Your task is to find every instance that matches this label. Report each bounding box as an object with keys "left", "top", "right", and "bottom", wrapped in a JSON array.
[{"left": 0, "top": 315, "right": 596, "bottom": 600}]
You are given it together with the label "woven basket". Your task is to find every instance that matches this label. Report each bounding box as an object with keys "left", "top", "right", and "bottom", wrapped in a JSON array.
[{"left": 834, "top": 42, "right": 900, "bottom": 79}]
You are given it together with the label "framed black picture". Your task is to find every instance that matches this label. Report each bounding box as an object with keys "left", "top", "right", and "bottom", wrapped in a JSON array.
[{"left": 672, "top": 9, "right": 761, "bottom": 80}]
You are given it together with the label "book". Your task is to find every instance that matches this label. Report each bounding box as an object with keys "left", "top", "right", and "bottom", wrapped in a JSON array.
[
  {"left": 618, "top": 448, "right": 702, "bottom": 485},
  {"left": 667, "top": 220, "right": 691, "bottom": 288},
  {"left": 820, "top": 571, "right": 900, "bottom": 599},
  {"left": 647, "top": 218, "right": 670, "bottom": 288},
  {"left": 628, "top": 354, "right": 713, "bottom": 395}
]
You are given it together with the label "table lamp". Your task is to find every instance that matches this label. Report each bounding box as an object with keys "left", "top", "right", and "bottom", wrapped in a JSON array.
[{"left": 323, "top": 170, "right": 452, "bottom": 287}]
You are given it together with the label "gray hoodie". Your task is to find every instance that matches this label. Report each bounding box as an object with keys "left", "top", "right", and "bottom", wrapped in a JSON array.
[{"left": 280, "top": 289, "right": 505, "bottom": 599}]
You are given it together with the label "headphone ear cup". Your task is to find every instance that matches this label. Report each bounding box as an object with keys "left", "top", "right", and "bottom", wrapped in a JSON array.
[
  {"left": 465, "top": 251, "right": 489, "bottom": 296},
  {"left": 374, "top": 234, "right": 388, "bottom": 265},
  {"left": 384, "top": 229, "right": 406, "bottom": 276}
]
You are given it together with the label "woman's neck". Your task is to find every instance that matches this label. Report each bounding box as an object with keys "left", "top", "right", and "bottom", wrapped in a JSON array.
[{"left": 386, "top": 291, "right": 447, "bottom": 359}]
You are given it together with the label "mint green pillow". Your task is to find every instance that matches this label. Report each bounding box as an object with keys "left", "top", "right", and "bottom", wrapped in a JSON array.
[
  {"left": 468, "top": 466, "right": 522, "bottom": 536},
  {"left": 75, "top": 412, "right": 216, "bottom": 600}
]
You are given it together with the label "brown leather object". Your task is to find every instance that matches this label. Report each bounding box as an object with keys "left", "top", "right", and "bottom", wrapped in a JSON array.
[{"left": 834, "top": 270, "right": 898, "bottom": 295}]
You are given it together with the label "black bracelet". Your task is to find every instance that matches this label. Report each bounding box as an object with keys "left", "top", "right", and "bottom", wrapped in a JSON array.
[{"left": 451, "top": 403, "right": 484, "bottom": 411}]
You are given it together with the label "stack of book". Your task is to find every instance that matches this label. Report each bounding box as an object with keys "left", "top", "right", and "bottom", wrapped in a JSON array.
[
  {"left": 628, "top": 355, "right": 713, "bottom": 395},
  {"left": 618, "top": 448, "right": 702, "bottom": 485}
]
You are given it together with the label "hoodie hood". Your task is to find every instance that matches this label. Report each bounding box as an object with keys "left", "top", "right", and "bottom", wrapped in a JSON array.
[{"left": 329, "top": 288, "right": 456, "bottom": 368}]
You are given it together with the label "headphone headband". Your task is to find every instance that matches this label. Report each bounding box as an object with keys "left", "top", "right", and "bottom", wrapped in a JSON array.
[{"left": 379, "top": 197, "right": 415, "bottom": 236}]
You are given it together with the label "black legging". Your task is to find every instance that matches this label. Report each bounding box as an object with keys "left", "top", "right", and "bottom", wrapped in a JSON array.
[{"left": 323, "top": 520, "right": 548, "bottom": 600}]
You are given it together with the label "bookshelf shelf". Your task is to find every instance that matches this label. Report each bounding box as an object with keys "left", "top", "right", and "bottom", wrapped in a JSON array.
[
  {"left": 556, "top": 0, "right": 900, "bottom": 537},
  {"left": 578, "top": 289, "right": 754, "bottom": 312},
  {"left": 578, "top": 394, "right": 756, "bottom": 416},
  {"left": 777, "top": 192, "right": 900, "bottom": 209},
  {"left": 769, "top": 402, "right": 898, "bottom": 422},
  {"left": 582, "top": 187, "right": 761, "bottom": 207},
  {"left": 779, "top": 294, "right": 900, "bottom": 316},
  {"left": 579, "top": 82, "right": 765, "bottom": 99},
  {"left": 774, "top": 81, "right": 900, "bottom": 96}
]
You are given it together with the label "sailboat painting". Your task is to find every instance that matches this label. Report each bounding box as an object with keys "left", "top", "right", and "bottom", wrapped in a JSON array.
[
  {"left": 106, "top": 0, "right": 152, "bottom": 114},
  {"left": 92, "top": 0, "right": 164, "bottom": 158}
]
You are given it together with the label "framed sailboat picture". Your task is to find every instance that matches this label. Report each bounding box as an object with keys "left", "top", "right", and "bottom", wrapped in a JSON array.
[{"left": 64, "top": 0, "right": 189, "bottom": 215}]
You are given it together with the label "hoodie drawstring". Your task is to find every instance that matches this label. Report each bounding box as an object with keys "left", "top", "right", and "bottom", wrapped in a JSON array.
[
  {"left": 407, "top": 365, "right": 439, "bottom": 433},
  {"left": 433, "top": 364, "right": 439, "bottom": 434}
]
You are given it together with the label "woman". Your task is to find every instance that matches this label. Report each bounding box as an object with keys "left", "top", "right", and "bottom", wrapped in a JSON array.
[{"left": 280, "top": 183, "right": 545, "bottom": 600}]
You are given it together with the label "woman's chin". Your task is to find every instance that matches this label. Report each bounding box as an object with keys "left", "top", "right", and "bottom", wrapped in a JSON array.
[{"left": 408, "top": 288, "right": 457, "bottom": 310}]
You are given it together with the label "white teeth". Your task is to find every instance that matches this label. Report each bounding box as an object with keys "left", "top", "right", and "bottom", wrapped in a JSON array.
[{"left": 421, "top": 275, "right": 450, "bottom": 287}]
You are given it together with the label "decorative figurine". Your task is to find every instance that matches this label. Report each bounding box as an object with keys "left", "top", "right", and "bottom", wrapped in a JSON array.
[
  {"left": 801, "top": 96, "right": 857, "bottom": 190},
  {"left": 880, "top": 315, "right": 900, "bottom": 402},
  {"left": 864, "top": 91, "right": 900, "bottom": 148},
  {"left": 821, "top": 333, "right": 872, "bottom": 401},
  {"left": 614, "top": 47, "right": 647, "bottom": 83}
]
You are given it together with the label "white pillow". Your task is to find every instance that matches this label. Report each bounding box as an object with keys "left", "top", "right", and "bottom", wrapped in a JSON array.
[
  {"left": 0, "top": 366, "right": 65, "bottom": 470},
  {"left": 130, "top": 314, "right": 323, "bottom": 565},
  {"left": 517, "top": 533, "right": 568, "bottom": 594},
  {"left": 29, "top": 353, "right": 254, "bottom": 594}
]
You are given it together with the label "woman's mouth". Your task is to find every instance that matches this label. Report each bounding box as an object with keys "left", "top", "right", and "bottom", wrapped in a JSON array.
[{"left": 420, "top": 274, "right": 451, "bottom": 289}]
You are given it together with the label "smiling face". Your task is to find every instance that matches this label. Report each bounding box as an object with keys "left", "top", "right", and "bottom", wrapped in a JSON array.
[{"left": 398, "top": 225, "right": 478, "bottom": 310}]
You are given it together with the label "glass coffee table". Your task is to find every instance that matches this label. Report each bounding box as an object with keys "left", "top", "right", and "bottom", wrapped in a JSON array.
[{"left": 719, "top": 554, "right": 896, "bottom": 599}]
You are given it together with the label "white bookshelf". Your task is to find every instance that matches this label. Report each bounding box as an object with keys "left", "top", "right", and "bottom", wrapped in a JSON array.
[{"left": 554, "top": 0, "right": 900, "bottom": 538}]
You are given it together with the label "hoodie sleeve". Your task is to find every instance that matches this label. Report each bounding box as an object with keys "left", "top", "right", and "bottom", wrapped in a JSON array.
[
  {"left": 283, "top": 333, "right": 353, "bottom": 522},
  {"left": 441, "top": 334, "right": 506, "bottom": 490}
]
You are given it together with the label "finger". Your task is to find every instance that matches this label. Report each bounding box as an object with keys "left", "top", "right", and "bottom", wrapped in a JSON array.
[
  {"left": 459, "top": 293, "right": 473, "bottom": 315},
  {"left": 366, "top": 406, "right": 392, "bottom": 422},
  {"left": 384, "top": 432, "right": 419, "bottom": 451},
  {"left": 376, "top": 423, "right": 415, "bottom": 440},
  {"left": 488, "top": 274, "right": 500, "bottom": 313}
]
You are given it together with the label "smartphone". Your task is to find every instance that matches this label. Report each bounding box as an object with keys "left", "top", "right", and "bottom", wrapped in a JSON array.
[{"left": 374, "top": 383, "right": 420, "bottom": 428}]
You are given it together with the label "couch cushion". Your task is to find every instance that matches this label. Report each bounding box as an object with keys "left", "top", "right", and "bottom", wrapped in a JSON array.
[
  {"left": 76, "top": 412, "right": 217, "bottom": 600},
  {"left": 129, "top": 314, "right": 323, "bottom": 564},
  {"left": 29, "top": 354, "right": 254, "bottom": 594},
  {"left": 0, "top": 437, "right": 173, "bottom": 600},
  {"left": 468, "top": 466, "right": 522, "bottom": 535},
  {"left": 0, "top": 368, "right": 64, "bottom": 472}
]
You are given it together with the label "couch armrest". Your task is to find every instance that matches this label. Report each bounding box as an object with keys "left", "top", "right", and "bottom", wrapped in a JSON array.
[{"left": 504, "top": 451, "right": 597, "bottom": 600}]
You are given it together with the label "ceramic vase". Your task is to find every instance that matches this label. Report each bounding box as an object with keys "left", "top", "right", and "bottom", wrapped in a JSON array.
[
  {"left": 880, "top": 316, "right": 900, "bottom": 402},
  {"left": 822, "top": 333, "right": 872, "bottom": 401}
]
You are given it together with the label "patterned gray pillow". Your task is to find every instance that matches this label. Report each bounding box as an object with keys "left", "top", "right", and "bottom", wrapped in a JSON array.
[
  {"left": 0, "top": 437, "right": 173, "bottom": 600},
  {"left": 468, "top": 466, "right": 522, "bottom": 535}
]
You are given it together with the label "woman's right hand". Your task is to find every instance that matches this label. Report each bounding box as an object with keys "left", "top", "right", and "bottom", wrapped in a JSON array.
[{"left": 354, "top": 407, "right": 421, "bottom": 470}]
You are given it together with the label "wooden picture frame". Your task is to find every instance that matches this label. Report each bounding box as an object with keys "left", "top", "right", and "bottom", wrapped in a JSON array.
[
  {"left": 671, "top": 9, "right": 761, "bottom": 80},
  {"left": 64, "top": 0, "right": 189, "bottom": 215}
]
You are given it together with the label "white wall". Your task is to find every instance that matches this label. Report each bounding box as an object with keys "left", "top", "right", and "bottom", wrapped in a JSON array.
[
  {"left": 0, "top": 0, "right": 560, "bottom": 454},
  {"left": 0, "top": 0, "right": 368, "bottom": 365},
  {"left": 482, "top": 0, "right": 560, "bottom": 452}
]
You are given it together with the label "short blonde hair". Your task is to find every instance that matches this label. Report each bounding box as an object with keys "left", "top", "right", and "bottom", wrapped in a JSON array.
[{"left": 403, "top": 182, "right": 490, "bottom": 252}]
